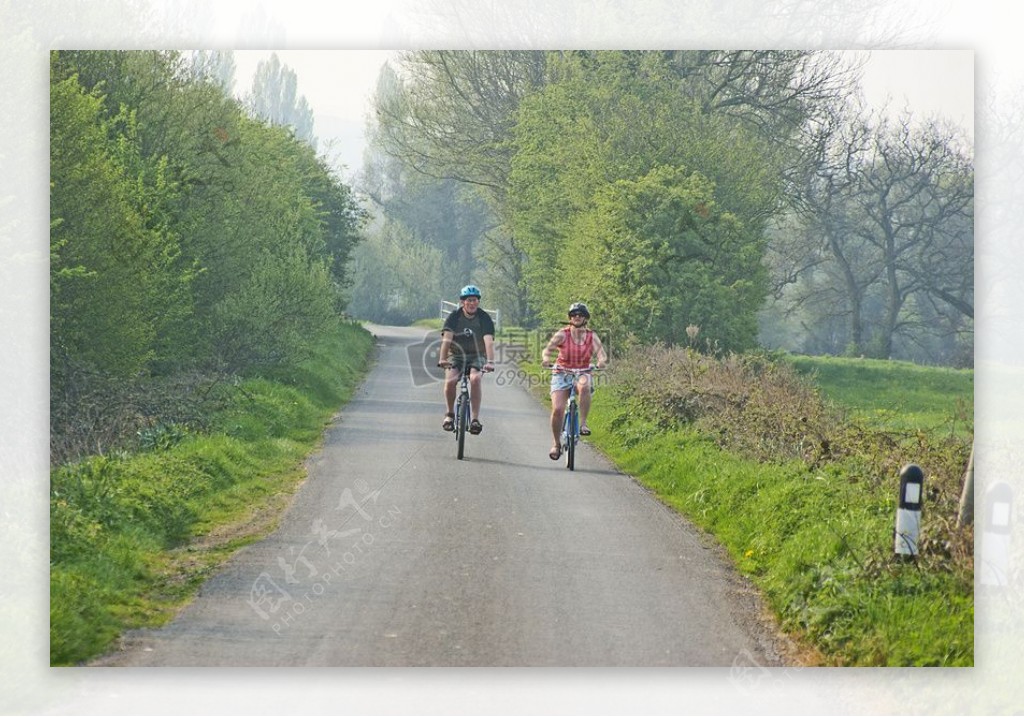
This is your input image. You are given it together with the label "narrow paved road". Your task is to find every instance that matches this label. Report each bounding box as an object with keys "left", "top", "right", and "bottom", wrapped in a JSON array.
[{"left": 96, "top": 324, "right": 787, "bottom": 667}]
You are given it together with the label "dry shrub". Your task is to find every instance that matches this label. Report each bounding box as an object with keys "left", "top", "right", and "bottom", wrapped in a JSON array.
[
  {"left": 50, "top": 364, "right": 219, "bottom": 466},
  {"left": 609, "top": 344, "right": 844, "bottom": 465},
  {"left": 607, "top": 344, "right": 973, "bottom": 566}
]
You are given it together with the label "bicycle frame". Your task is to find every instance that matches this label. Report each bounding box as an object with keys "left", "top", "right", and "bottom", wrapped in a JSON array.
[
  {"left": 453, "top": 362, "right": 473, "bottom": 460},
  {"left": 554, "top": 366, "right": 594, "bottom": 471}
]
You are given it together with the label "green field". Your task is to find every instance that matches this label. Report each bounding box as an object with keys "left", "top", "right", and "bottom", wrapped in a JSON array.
[{"left": 784, "top": 354, "right": 973, "bottom": 438}]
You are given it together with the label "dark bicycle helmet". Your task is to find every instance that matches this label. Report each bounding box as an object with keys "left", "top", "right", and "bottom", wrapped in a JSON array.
[
  {"left": 460, "top": 284, "right": 482, "bottom": 299},
  {"left": 568, "top": 302, "right": 590, "bottom": 318}
]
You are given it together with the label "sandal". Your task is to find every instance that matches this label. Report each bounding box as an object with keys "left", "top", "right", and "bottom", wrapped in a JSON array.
[
  {"left": 580, "top": 427, "right": 592, "bottom": 436},
  {"left": 469, "top": 419, "right": 483, "bottom": 435},
  {"left": 442, "top": 413, "right": 455, "bottom": 432},
  {"left": 549, "top": 446, "right": 562, "bottom": 460}
]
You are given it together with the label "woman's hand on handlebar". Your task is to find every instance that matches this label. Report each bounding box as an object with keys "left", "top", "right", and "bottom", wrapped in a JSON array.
[{"left": 549, "top": 365, "right": 598, "bottom": 374}]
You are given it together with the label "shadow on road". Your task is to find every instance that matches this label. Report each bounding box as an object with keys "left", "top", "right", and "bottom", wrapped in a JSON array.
[{"left": 464, "top": 455, "right": 622, "bottom": 476}]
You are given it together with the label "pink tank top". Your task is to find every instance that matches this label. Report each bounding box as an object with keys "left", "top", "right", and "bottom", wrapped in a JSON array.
[{"left": 556, "top": 327, "right": 593, "bottom": 369}]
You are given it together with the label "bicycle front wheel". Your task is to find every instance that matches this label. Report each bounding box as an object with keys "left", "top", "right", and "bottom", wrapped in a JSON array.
[
  {"left": 456, "top": 394, "right": 469, "bottom": 460},
  {"left": 565, "top": 403, "right": 577, "bottom": 471}
]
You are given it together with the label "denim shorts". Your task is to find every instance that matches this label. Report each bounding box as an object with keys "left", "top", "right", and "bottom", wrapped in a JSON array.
[{"left": 550, "top": 371, "right": 594, "bottom": 394}]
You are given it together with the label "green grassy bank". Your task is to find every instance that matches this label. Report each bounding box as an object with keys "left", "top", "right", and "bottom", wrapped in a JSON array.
[
  {"left": 520, "top": 349, "right": 973, "bottom": 666},
  {"left": 785, "top": 354, "right": 974, "bottom": 438},
  {"left": 50, "top": 322, "right": 374, "bottom": 665}
]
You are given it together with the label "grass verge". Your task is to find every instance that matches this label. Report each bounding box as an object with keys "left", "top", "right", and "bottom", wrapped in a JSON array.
[
  {"left": 516, "top": 349, "right": 973, "bottom": 666},
  {"left": 586, "top": 405, "right": 972, "bottom": 666},
  {"left": 50, "top": 321, "right": 374, "bottom": 665}
]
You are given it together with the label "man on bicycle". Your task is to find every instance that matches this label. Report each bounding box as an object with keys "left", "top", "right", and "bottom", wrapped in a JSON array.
[
  {"left": 541, "top": 302, "right": 608, "bottom": 460},
  {"left": 438, "top": 284, "right": 496, "bottom": 434}
]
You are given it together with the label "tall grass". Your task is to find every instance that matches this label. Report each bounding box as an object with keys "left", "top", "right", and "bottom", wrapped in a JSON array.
[{"left": 50, "top": 321, "right": 374, "bottom": 665}]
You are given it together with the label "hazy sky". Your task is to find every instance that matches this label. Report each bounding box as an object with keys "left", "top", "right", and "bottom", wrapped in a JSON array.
[
  {"left": 858, "top": 49, "right": 974, "bottom": 137},
  {"left": 232, "top": 49, "right": 974, "bottom": 179},
  {"left": 233, "top": 49, "right": 395, "bottom": 124}
]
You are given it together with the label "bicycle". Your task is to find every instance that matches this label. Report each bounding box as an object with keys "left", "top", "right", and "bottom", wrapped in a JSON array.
[
  {"left": 450, "top": 360, "right": 474, "bottom": 460},
  {"left": 553, "top": 366, "right": 596, "bottom": 471},
  {"left": 440, "top": 329, "right": 491, "bottom": 460}
]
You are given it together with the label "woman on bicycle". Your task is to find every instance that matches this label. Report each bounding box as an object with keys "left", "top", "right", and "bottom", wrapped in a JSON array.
[
  {"left": 438, "top": 284, "right": 496, "bottom": 434},
  {"left": 540, "top": 302, "right": 608, "bottom": 460}
]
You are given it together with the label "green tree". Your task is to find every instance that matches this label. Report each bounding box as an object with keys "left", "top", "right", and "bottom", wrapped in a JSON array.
[
  {"left": 247, "top": 53, "right": 316, "bottom": 148},
  {"left": 210, "top": 247, "right": 336, "bottom": 370},
  {"left": 190, "top": 120, "right": 341, "bottom": 371},
  {"left": 372, "top": 50, "right": 853, "bottom": 329},
  {"left": 371, "top": 52, "right": 547, "bottom": 321},
  {"left": 558, "top": 166, "right": 764, "bottom": 350},
  {"left": 51, "top": 50, "right": 364, "bottom": 376},
  {"left": 362, "top": 62, "right": 492, "bottom": 307},
  {"left": 347, "top": 220, "right": 444, "bottom": 325},
  {"left": 49, "top": 50, "right": 367, "bottom": 460},
  {"left": 50, "top": 71, "right": 191, "bottom": 382},
  {"left": 509, "top": 52, "right": 777, "bottom": 349}
]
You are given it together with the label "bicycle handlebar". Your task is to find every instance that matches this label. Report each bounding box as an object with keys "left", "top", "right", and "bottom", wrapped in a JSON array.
[
  {"left": 437, "top": 360, "right": 495, "bottom": 372},
  {"left": 546, "top": 364, "right": 602, "bottom": 373}
]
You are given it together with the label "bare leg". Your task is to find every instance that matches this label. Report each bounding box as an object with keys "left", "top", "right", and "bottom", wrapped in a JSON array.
[
  {"left": 550, "top": 389, "right": 568, "bottom": 452},
  {"left": 469, "top": 370, "right": 482, "bottom": 420},
  {"left": 577, "top": 375, "right": 592, "bottom": 430},
  {"left": 444, "top": 369, "right": 457, "bottom": 414}
]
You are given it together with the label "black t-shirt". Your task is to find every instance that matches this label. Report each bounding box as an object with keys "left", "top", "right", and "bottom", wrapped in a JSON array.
[{"left": 442, "top": 308, "right": 495, "bottom": 358}]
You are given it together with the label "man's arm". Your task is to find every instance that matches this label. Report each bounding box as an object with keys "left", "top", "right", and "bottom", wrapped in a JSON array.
[
  {"left": 482, "top": 335, "right": 496, "bottom": 371},
  {"left": 438, "top": 330, "right": 453, "bottom": 365}
]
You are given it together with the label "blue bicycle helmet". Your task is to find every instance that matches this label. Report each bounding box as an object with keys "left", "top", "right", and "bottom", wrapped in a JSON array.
[{"left": 460, "top": 284, "right": 482, "bottom": 299}]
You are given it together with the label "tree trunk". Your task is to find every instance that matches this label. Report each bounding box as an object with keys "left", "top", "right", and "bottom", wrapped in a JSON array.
[{"left": 957, "top": 442, "right": 974, "bottom": 527}]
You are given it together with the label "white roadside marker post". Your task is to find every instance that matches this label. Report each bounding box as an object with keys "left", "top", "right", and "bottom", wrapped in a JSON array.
[
  {"left": 980, "top": 482, "right": 1012, "bottom": 587},
  {"left": 895, "top": 464, "right": 924, "bottom": 558}
]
